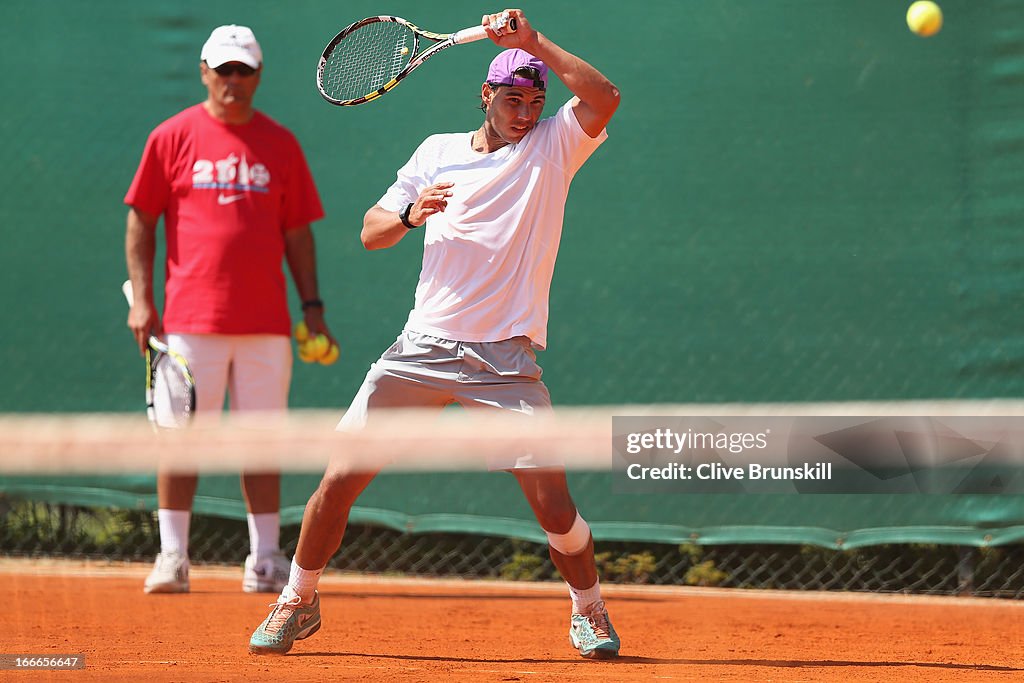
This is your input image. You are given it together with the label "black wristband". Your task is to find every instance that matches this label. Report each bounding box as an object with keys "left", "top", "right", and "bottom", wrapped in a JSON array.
[
  {"left": 301, "top": 299, "right": 324, "bottom": 311},
  {"left": 399, "top": 203, "right": 421, "bottom": 229}
]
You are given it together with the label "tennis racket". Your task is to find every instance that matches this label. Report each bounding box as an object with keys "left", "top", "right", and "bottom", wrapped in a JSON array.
[
  {"left": 317, "top": 12, "right": 517, "bottom": 106},
  {"left": 122, "top": 280, "right": 196, "bottom": 428}
]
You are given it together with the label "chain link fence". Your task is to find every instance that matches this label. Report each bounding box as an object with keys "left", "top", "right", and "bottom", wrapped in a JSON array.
[{"left": 2, "top": 498, "right": 1021, "bottom": 598}]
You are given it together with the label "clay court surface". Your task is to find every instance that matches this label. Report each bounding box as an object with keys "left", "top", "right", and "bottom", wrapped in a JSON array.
[{"left": 5, "top": 559, "right": 1023, "bottom": 682}]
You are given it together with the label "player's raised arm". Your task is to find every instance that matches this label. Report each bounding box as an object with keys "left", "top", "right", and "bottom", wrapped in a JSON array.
[{"left": 482, "top": 9, "right": 620, "bottom": 137}]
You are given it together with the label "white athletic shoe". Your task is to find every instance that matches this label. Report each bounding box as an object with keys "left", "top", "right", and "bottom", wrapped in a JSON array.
[
  {"left": 243, "top": 552, "right": 290, "bottom": 593},
  {"left": 144, "top": 551, "right": 190, "bottom": 594}
]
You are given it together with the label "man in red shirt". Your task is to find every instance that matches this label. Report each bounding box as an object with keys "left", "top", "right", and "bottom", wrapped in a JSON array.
[{"left": 124, "top": 25, "right": 334, "bottom": 594}]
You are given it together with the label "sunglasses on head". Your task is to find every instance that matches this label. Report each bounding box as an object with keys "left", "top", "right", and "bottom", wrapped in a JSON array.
[
  {"left": 210, "top": 62, "right": 257, "bottom": 77},
  {"left": 489, "top": 66, "right": 545, "bottom": 90}
]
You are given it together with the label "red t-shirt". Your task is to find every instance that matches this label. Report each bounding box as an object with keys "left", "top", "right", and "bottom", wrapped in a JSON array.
[{"left": 124, "top": 104, "right": 324, "bottom": 335}]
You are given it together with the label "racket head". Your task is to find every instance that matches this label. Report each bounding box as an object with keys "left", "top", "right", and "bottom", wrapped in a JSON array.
[
  {"left": 147, "top": 338, "right": 196, "bottom": 429},
  {"left": 317, "top": 16, "right": 422, "bottom": 106}
]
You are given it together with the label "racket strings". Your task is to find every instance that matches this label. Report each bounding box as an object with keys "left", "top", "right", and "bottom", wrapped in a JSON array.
[
  {"left": 321, "top": 22, "right": 414, "bottom": 101},
  {"left": 153, "top": 358, "right": 194, "bottom": 428}
]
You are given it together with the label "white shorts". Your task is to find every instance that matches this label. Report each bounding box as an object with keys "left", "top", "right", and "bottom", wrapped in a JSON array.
[
  {"left": 165, "top": 334, "right": 291, "bottom": 426},
  {"left": 337, "top": 331, "right": 556, "bottom": 470}
]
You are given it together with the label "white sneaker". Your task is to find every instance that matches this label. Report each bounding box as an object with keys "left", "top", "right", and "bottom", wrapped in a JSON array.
[
  {"left": 243, "top": 552, "right": 290, "bottom": 593},
  {"left": 144, "top": 551, "right": 190, "bottom": 594}
]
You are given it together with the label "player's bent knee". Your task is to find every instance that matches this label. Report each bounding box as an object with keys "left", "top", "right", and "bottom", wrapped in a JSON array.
[
  {"left": 317, "top": 467, "right": 379, "bottom": 506},
  {"left": 544, "top": 512, "right": 590, "bottom": 556}
]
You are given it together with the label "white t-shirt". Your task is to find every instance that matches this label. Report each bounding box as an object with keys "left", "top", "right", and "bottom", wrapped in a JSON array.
[{"left": 377, "top": 99, "right": 608, "bottom": 350}]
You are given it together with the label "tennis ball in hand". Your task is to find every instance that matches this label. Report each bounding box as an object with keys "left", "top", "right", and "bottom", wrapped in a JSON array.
[
  {"left": 297, "top": 339, "right": 320, "bottom": 363},
  {"left": 297, "top": 334, "right": 331, "bottom": 363},
  {"left": 294, "top": 321, "right": 309, "bottom": 343},
  {"left": 309, "top": 334, "right": 330, "bottom": 358},
  {"left": 906, "top": 1, "right": 942, "bottom": 37},
  {"left": 319, "top": 343, "right": 340, "bottom": 366}
]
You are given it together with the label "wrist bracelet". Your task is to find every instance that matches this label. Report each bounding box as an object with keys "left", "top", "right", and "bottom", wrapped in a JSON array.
[
  {"left": 399, "top": 203, "right": 421, "bottom": 230},
  {"left": 301, "top": 299, "right": 324, "bottom": 310}
]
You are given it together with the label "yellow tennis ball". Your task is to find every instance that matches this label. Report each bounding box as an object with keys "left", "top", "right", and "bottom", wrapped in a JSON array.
[
  {"left": 318, "top": 343, "right": 340, "bottom": 366},
  {"left": 400, "top": 46, "right": 409, "bottom": 55},
  {"left": 297, "top": 339, "right": 319, "bottom": 363},
  {"left": 294, "top": 321, "right": 309, "bottom": 343},
  {"left": 309, "top": 334, "right": 330, "bottom": 360},
  {"left": 906, "top": 1, "right": 942, "bottom": 37}
]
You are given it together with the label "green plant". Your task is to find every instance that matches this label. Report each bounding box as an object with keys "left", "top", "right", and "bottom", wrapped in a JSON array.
[
  {"left": 684, "top": 559, "right": 728, "bottom": 587},
  {"left": 499, "top": 551, "right": 545, "bottom": 580},
  {"left": 595, "top": 550, "right": 657, "bottom": 583}
]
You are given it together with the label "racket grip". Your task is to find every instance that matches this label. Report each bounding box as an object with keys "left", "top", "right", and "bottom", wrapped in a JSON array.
[
  {"left": 453, "top": 17, "right": 517, "bottom": 44},
  {"left": 453, "top": 25, "right": 488, "bottom": 44}
]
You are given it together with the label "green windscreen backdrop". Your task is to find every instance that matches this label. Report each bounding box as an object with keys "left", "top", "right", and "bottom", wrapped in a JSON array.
[{"left": 2, "top": 1, "right": 1023, "bottom": 549}]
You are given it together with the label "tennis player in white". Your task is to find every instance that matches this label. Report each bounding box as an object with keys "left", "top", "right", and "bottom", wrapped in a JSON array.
[{"left": 250, "top": 8, "right": 621, "bottom": 658}]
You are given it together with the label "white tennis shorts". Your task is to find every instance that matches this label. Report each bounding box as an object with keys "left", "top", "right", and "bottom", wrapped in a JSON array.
[
  {"left": 337, "top": 330, "right": 555, "bottom": 469},
  {"left": 163, "top": 334, "right": 291, "bottom": 426}
]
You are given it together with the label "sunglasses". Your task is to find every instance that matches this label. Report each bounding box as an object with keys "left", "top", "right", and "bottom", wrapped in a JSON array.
[{"left": 210, "top": 62, "right": 257, "bottom": 77}]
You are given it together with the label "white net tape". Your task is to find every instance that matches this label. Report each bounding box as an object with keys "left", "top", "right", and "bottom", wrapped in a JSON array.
[{"left": 3, "top": 400, "right": 1024, "bottom": 474}]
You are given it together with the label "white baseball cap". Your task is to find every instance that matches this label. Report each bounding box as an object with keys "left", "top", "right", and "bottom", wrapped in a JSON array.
[{"left": 200, "top": 25, "right": 262, "bottom": 69}]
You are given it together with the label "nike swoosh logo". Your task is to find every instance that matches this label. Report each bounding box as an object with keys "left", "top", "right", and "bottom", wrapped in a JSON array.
[{"left": 217, "top": 193, "right": 246, "bottom": 205}]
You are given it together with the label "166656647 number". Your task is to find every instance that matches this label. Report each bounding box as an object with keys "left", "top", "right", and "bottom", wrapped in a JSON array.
[{"left": 0, "top": 655, "right": 85, "bottom": 670}]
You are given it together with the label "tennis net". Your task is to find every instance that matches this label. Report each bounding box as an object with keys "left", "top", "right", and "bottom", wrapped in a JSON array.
[
  {"left": 5, "top": 399, "right": 1024, "bottom": 474},
  {"left": 2, "top": 401, "right": 1024, "bottom": 597}
]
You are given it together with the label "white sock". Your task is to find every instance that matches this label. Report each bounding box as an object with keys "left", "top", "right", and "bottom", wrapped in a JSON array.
[
  {"left": 568, "top": 578, "right": 602, "bottom": 614},
  {"left": 247, "top": 512, "right": 280, "bottom": 558},
  {"left": 158, "top": 509, "right": 191, "bottom": 556},
  {"left": 289, "top": 560, "right": 323, "bottom": 604}
]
